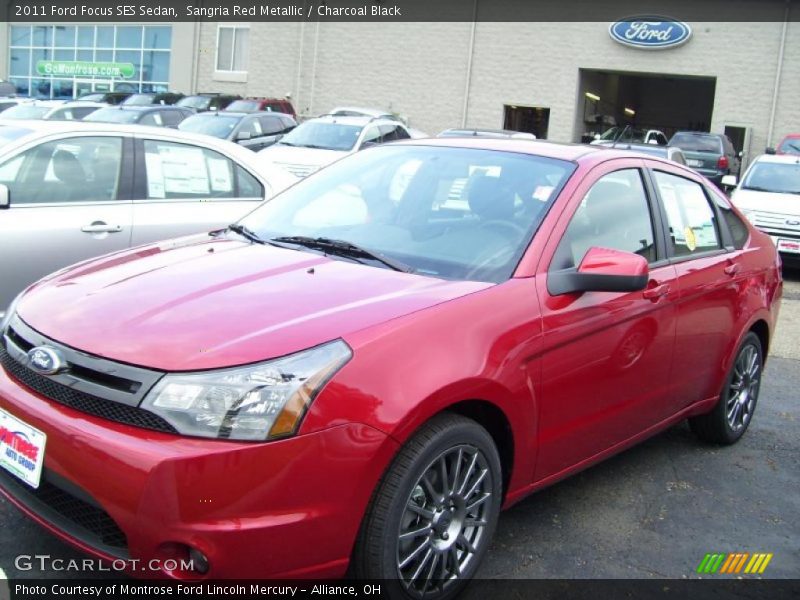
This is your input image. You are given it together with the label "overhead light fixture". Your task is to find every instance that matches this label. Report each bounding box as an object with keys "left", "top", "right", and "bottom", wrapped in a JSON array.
[
  {"left": 624, "top": 107, "right": 636, "bottom": 116},
  {"left": 585, "top": 92, "right": 600, "bottom": 102}
]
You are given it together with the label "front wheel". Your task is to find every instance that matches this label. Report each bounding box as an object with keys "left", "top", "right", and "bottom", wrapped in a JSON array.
[
  {"left": 352, "top": 413, "right": 502, "bottom": 600},
  {"left": 689, "top": 331, "right": 763, "bottom": 444}
]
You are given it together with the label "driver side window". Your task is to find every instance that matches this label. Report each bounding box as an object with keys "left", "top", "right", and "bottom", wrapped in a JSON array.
[{"left": 554, "top": 169, "right": 656, "bottom": 269}]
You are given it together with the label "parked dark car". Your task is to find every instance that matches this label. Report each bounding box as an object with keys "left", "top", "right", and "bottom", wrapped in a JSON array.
[
  {"left": 669, "top": 131, "right": 740, "bottom": 184},
  {"left": 122, "top": 92, "right": 186, "bottom": 107},
  {"left": 83, "top": 105, "right": 193, "bottom": 128},
  {"left": 76, "top": 91, "right": 132, "bottom": 105},
  {"left": 225, "top": 97, "right": 296, "bottom": 117},
  {"left": 178, "top": 111, "right": 297, "bottom": 151},
  {"left": 176, "top": 93, "right": 241, "bottom": 113}
]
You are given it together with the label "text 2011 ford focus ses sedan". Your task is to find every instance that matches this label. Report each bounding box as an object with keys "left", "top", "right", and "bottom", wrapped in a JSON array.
[{"left": 0, "top": 139, "right": 782, "bottom": 598}]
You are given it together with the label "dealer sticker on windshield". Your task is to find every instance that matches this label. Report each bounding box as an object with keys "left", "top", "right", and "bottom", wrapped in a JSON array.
[
  {"left": 777, "top": 239, "right": 800, "bottom": 254},
  {"left": 0, "top": 408, "right": 46, "bottom": 488}
]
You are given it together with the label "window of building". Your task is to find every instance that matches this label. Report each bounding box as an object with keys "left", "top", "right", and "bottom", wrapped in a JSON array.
[{"left": 216, "top": 26, "right": 249, "bottom": 72}]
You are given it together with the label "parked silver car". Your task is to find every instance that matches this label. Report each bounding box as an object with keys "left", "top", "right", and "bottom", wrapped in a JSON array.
[{"left": 0, "top": 121, "right": 297, "bottom": 314}]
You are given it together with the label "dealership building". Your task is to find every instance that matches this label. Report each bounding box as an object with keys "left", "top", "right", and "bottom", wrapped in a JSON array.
[{"left": 0, "top": 19, "right": 797, "bottom": 166}]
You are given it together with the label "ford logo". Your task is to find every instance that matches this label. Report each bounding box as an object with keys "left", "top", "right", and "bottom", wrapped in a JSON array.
[
  {"left": 609, "top": 17, "right": 692, "bottom": 50},
  {"left": 786, "top": 219, "right": 800, "bottom": 227},
  {"left": 27, "top": 346, "right": 66, "bottom": 376}
]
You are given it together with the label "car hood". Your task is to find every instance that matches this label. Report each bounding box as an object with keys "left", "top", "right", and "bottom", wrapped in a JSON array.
[
  {"left": 258, "top": 144, "right": 346, "bottom": 169},
  {"left": 732, "top": 189, "right": 800, "bottom": 215},
  {"left": 17, "top": 235, "right": 490, "bottom": 371}
]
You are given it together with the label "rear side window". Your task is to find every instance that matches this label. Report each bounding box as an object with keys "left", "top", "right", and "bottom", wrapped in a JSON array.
[
  {"left": 653, "top": 171, "right": 722, "bottom": 257},
  {"left": 259, "top": 116, "right": 284, "bottom": 135},
  {"left": 142, "top": 139, "right": 263, "bottom": 200},
  {"left": 669, "top": 133, "right": 723, "bottom": 153}
]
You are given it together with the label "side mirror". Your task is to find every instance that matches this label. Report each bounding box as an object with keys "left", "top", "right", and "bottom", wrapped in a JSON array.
[
  {"left": 737, "top": 151, "right": 744, "bottom": 158},
  {"left": 0, "top": 183, "right": 9, "bottom": 209},
  {"left": 360, "top": 140, "right": 378, "bottom": 150},
  {"left": 236, "top": 131, "right": 252, "bottom": 141},
  {"left": 548, "top": 247, "right": 649, "bottom": 296},
  {"left": 720, "top": 175, "right": 738, "bottom": 188},
  {"left": 765, "top": 147, "right": 776, "bottom": 155},
  {"left": 593, "top": 133, "right": 601, "bottom": 140}
]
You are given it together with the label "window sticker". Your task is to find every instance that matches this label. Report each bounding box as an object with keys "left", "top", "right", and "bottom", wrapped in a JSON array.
[
  {"left": 154, "top": 144, "right": 210, "bottom": 196},
  {"left": 145, "top": 151, "right": 165, "bottom": 198},
  {"left": 207, "top": 158, "right": 232, "bottom": 193}
]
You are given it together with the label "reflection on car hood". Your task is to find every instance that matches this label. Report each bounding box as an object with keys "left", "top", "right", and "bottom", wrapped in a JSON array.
[
  {"left": 732, "top": 189, "right": 800, "bottom": 216},
  {"left": 18, "top": 235, "right": 490, "bottom": 371}
]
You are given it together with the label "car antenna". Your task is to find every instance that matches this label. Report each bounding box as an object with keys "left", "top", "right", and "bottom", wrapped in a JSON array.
[{"left": 611, "top": 124, "right": 630, "bottom": 149}]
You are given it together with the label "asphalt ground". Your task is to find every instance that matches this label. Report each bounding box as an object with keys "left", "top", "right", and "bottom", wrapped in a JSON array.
[{"left": 0, "top": 270, "right": 798, "bottom": 586}]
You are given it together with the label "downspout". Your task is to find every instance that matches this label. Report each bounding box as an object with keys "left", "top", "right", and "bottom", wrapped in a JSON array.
[
  {"left": 767, "top": 2, "right": 790, "bottom": 147},
  {"left": 309, "top": 19, "right": 320, "bottom": 116},
  {"left": 461, "top": 0, "right": 478, "bottom": 128},
  {"left": 191, "top": 22, "right": 201, "bottom": 94},
  {"left": 294, "top": 19, "right": 306, "bottom": 114}
]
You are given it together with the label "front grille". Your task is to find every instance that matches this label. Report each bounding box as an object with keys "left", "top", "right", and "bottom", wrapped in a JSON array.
[
  {"left": 276, "top": 162, "right": 319, "bottom": 178},
  {"left": 0, "top": 345, "right": 177, "bottom": 434},
  {"left": 0, "top": 467, "right": 128, "bottom": 557},
  {"left": 750, "top": 210, "right": 800, "bottom": 237}
]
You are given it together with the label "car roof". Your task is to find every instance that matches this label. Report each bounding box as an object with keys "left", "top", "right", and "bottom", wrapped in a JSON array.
[
  {"left": 312, "top": 115, "right": 398, "bottom": 127},
  {"left": 392, "top": 137, "right": 612, "bottom": 162},
  {"left": 330, "top": 106, "right": 391, "bottom": 117},
  {"left": 752, "top": 153, "right": 800, "bottom": 165},
  {"left": 97, "top": 105, "right": 185, "bottom": 112},
  {"left": 672, "top": 131, "right": 724, "bottom": 137}
]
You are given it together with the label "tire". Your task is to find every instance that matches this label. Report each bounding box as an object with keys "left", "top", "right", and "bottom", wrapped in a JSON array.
[
  {"left": 689, "top": 332, "right": 763, "bottom": 444},
  {"left": 352, "top": 413, "right": 502, "bottom": 600}
]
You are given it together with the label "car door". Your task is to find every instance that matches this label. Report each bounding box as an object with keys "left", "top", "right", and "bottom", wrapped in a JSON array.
[
  {"left": 649, "top": 168, "right": 743, "bottom": 408},
  {"left": 0, "top": 134, "right": 133, "bottom": 310},
  {"left": 535, "top": 162, "right": 679, "bottom": 478},
  {"left": 129, "top": 137, "right": 266, "bottom": 246}
]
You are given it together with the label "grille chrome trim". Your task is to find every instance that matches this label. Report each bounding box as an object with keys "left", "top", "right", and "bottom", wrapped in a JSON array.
[{"left": 3, "top": 315, "right": 163, "bottom": 408}]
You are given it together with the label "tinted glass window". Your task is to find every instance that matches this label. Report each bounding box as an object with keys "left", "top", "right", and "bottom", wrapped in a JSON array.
[
  {"left": 554, "top": 169, "right": 656, "bottom": 268},
  {"left": 279, "top": 122, "right": 362, "bottom": 151},
  {"left": 669, "top": 133, "right": 723, "bottom": 153},
  {"left": 143, "top": 140, "right": 257, "bottom": 201},
  {"left": 259, "top": 116, "right": 284, "bottom": 135},
  {"left": 236, "top": 166, "right": 263, "bottom": 198},
  {"left": 0, "top": 136, "right": 122, "bottom": 204},
  {"left": 653, "top": 171, "right": 722, "bottom": 256},
  {"left": 178, "top": 114, "right": 240, "bottom": 139},
  {"left": 240, "top": 145, "right": 575, "bottom": 283}
]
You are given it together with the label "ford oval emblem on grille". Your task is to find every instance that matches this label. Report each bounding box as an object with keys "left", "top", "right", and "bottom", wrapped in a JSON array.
[
  {"left": 786, "top": 219, "right": 800, "bottom": 227},
  {"left": 27, "top": 346, "right": 66, "bottom": 375}
]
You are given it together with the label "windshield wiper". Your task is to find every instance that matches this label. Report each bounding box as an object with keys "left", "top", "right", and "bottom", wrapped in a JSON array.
[
  {"left": 271, "top": 236, "right": 414, "bottom": 273},
  {"left": 277, "top": 140, "right": 298, "bottom": 147},
  {"left": 227, "top": 223, "right": 268, "bottom": 244}
]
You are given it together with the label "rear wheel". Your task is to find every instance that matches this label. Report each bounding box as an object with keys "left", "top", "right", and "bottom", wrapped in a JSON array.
[
  {"left": 689, "top": 332, "right": 763, "bottom": 444},
  {"left": 352, "top": 413, "right": 502, "bottom": 600}
]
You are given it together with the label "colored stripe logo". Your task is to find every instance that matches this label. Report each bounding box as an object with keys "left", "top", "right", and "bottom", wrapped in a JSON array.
[{"left": 697, "top": 553, "right": 773, "bottom": 574}]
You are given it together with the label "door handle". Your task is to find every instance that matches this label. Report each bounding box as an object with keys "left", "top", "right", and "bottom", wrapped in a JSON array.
[
  {"left": 642, "top": 283, "right": 670, "bottom": 300},
  {"left": 81, "top": 223, "right": 122, "bottom": 234},
  {"left": 724, "top": 263, "right": 741, "bottom": 276}
]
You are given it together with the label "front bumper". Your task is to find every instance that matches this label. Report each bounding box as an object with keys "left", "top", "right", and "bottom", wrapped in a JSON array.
[{"left": 0, "top": 364, "right": 398, "bottom": 579}]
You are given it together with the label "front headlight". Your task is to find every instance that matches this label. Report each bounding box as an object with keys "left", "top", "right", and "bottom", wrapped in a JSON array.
[{"left": 141, "top": 340, "right": 352, "bottom": 441}]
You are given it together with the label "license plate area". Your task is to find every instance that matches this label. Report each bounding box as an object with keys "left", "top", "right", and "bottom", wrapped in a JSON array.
[{"left": 0, "top": 407, "right": 46, "bottom": 488}]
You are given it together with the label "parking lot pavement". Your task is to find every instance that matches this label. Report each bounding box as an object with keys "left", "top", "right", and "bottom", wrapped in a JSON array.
[{"left": 1, "top": 270, "right": 798, "bottom": 581}]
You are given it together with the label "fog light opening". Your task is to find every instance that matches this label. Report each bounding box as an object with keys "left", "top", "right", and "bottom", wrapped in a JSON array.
[{"left": 188, "top": 547, "right": 210, "bottom": 574}]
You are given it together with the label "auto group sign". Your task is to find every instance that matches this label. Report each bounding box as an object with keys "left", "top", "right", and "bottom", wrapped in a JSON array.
[{"left": 609, "top": 17, "right": 692, "bottom": 49}]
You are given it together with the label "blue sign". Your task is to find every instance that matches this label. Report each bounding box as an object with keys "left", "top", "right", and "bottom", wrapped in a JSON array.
[{"left": 609, "top": 17, "right": 692, "bottom": 50}]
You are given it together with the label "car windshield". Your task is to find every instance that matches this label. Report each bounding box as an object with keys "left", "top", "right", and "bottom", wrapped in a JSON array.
[
  {"left": 124, "top": 94, "right": 155, "bottom": 106},
  {"left": 669, "top": 133, "right": 722, "bottom": 153},
  {"left": 0, "top": 105, "right": 49, "bottom": 120},
  {"left": 226, "top": 100, "right": 260, "bottom": 112},
  {"left": 78, "top": 94, "right": 105, "bottom": 102},
  {"left": 278, "top": 121, "right": 362, "bottom": 151},
  {"left": 240, "top": 145, "right": 575, "bottom": 282},
  {"left": 178, "top": 114, "right": 240, "bottom": 138},
  {"left": 778, "top": 137, "right": 800, "bottom": 155},
  {"left": 0, "top": 125, "right": 32, "bottom": 149},
  {"left": 742, "top": 161, "right": 800, "bottom": 195},
  {"left": 177, "top": 96, "right": 212, "bottom": 110},
  {"left": 83, "top": 108, "right": 140, "bottom": 123},
  {"left": 599, "top": 127, "right": 647, "bottom": 143}
]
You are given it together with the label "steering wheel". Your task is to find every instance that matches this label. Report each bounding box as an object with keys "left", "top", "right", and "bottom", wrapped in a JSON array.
[{"left": 479, "top": 219, "right": 526, "bottom": 237}]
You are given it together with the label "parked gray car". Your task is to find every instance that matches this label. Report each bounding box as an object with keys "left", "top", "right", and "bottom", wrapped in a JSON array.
[
  {"left": 0, "top": 121, "right": 297, "bottom": 315},
  {"left": 178, "top": 111, "right": 296, "bottom": 152},
  {"left": 668, "top": 131, "right": 740, "bottom": 185}
]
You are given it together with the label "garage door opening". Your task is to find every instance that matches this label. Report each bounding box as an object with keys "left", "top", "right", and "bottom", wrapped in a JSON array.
[
  {"left": 504, "top": 105, "right": 550, "bottom": 139},
  {"left": 575, "top": 69, "right": 716, "bottom": 144}
]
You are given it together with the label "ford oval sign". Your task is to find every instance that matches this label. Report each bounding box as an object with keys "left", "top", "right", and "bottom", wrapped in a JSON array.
[
  {"left": 27, "top": 346, "right": 65, "bottom": 376},
  {"left": 609, "top": 17, "right": 692, "bottom": 50}
]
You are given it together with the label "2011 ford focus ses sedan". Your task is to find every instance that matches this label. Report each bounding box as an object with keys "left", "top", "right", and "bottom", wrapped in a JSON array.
[{"left": 0, "top": 139, "right": 783, "bottom": 598}]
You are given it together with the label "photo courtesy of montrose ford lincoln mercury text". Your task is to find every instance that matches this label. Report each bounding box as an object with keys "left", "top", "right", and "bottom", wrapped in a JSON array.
[{"left": 0, "top": 138, "right": 783, "bottom": 599}]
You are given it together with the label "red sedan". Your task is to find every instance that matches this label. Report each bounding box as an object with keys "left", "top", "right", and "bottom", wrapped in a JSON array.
[{"left": 0, "top": 139, "right": 782, "bottom": 598}]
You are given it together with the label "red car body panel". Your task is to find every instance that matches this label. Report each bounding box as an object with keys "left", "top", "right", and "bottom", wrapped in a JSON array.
[{"left": 0, "top": 141, "right": 782, "bottom": 579}]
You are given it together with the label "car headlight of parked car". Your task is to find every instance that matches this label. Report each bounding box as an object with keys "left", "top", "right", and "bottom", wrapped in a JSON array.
[{"left": 141, "top": 340, "right": 352, "bottom": 441}]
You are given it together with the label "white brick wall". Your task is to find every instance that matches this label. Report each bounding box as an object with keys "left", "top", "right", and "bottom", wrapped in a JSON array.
[{"left": 195, "top": 20, "right": 798, "bottom": 156}]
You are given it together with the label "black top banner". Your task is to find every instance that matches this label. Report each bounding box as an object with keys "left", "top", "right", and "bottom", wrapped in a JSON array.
[{"left": 0, "top": 0, "right": 796, "bottom": 22}]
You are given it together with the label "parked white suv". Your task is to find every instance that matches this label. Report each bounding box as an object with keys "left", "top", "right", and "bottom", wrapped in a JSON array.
[
  {"left": 0, "top": 121, "right": 297, "bottom": 313},
  {"left": 257, "top": 115, "right": 413, "bottom": 178},
  {"left": 727, "top": 153, "right": 800, "bottom": 265}
]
